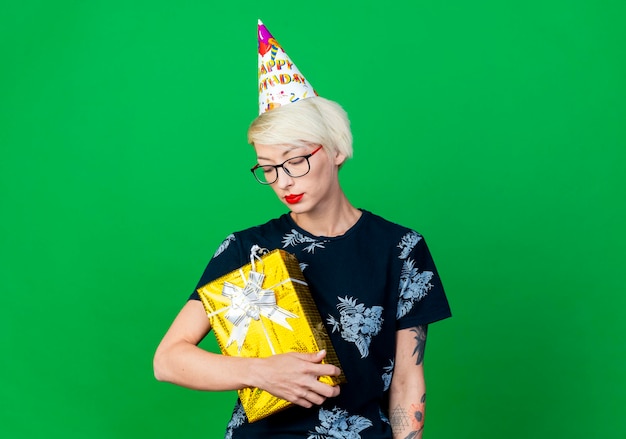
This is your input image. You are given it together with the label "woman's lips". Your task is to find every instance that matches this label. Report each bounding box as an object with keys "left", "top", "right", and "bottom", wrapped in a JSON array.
[{"left": 285, "top": 194, "right": 303, "bottom": 204}]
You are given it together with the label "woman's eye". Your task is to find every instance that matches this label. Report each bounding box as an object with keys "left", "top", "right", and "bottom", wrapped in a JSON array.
[
  {"left": 262, "top": 166, "right": 274, "bottom": 174},
  {"left": 288, "top": 157, "right": 305, "bottom": 166}
]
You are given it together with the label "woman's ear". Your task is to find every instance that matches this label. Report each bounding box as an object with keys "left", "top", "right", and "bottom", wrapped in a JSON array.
[{"left": 334, "top": 151, "right": 347, "bottom": 167}]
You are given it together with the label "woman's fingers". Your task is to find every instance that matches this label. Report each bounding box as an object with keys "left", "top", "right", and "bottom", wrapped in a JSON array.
[{"left": 255, "top": 351, "right": 342, "bottom": 408}]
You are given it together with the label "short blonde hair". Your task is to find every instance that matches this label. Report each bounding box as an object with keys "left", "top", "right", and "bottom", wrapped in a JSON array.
[{"left": 247, "top": 96, "right": 353, "bottom": 159}]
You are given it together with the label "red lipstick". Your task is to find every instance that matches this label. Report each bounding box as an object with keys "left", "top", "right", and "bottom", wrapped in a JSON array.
[{"left": 285, "top": 194, "right": 303, "bottom": 204}]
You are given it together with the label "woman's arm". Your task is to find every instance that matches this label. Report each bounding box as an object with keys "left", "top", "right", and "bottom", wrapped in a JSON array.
[
  {"left": 153, "top": 300, "right": 341, "bottom": 407},
  {"left": 389, "top": 325, "right": 428, "bottom": 439}
]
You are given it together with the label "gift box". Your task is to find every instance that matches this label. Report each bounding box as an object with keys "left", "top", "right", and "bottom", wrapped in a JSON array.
[{"left": 197, "top": 246, "right": 344, "bottom": 422}]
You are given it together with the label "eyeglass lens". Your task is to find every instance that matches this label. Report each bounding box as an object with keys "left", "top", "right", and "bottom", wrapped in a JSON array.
[
  {"left": 251, "top": 145, "right": 323, "bottom": 184},
  {"left": 253, "top": 155, "right": 311, "bottom": 184}
]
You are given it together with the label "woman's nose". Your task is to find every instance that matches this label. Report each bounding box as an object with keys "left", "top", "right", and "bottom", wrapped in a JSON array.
[{"left": 275, "top": 167, "right": 294, "bottom": 189}]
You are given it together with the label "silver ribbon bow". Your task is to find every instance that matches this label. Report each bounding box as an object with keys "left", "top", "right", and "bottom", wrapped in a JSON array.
[{"left": 207, "top": 245, "right": 304, "bottom": 354}]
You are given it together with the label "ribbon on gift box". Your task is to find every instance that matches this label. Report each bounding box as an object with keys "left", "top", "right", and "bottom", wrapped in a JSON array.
[{"left": 205, "top": 245, "right": 306, "bottom": 354}]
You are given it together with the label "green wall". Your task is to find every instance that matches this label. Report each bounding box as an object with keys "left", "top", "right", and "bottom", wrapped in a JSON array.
[{"left": 1, "top": 1, "right": 624, "bottom": 437}]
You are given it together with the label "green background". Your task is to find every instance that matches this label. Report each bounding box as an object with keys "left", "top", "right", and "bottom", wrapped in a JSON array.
[{"left": 1, "top": 1, "right": 625, "bottom": 437}]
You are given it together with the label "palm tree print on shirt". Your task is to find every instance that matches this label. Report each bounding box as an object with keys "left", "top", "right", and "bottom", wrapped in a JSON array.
[
  {"left": 396, "top": 231, "right": 434, "bottom": 319},
  {"left": 282, "top": 229, "right": 326, "bottom": 253},
  {"left": 397, "top": 231, "right": 422, "bottom": 259},
  {"left": 213, "top": 233, "right": 235, "bottom": 258},
  {"left": 382, "top": 359, "right": 394, "bottom": 391},
  {"left": 224, "top": 401, "right": 246, "bottom": 439},
  {"left": 327, "top": 296, "right": 383, "bottom": 358},
  {"left": 397, "top": 259, "right": 434, "bottom": 319},
  {"left": 308, "top": 407, "right": 373, "bottom": 439}
]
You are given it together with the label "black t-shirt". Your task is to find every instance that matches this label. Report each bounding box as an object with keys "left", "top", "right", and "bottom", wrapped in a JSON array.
[{"left": 190, "top": 210, "right": 451, "bottom": 438}]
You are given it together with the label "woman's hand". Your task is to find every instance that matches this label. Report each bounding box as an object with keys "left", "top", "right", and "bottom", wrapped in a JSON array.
[
  {"left": 251, "top": 350, "right": 341, "bottom": 408},
  {"left": 154, "top": 300, "right": 341, "bottom": 408}
]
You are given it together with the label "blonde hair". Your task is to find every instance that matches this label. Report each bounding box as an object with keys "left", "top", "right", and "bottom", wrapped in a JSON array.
[{"left": 247, "top": 96, "right": 353, "bottom": 159}]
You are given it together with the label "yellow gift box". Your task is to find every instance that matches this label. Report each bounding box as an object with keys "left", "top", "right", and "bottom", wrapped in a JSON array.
[{"left": 197, "top": 246, "right": 344, "bottom": 422}]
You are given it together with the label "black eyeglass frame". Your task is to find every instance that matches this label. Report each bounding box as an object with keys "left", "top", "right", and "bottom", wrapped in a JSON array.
[{"left": 250, "top": 145, "right": 324, "bottom": 185}]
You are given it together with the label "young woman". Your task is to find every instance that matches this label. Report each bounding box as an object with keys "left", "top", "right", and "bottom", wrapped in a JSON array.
[{"left": 154, "top": 96, "right": 451, "bottom": 438}]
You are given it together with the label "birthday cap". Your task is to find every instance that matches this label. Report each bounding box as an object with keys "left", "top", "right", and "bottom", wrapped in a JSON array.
[{"left": 258, "top": 20, "right": 317, "bottom": 114}]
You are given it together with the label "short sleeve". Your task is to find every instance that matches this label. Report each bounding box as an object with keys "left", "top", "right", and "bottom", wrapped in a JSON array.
[
  {"left": 188, "top": 233, "right": 246, "bottom": 301},
  {"left": 395, "top": 232, "right": 452, "bottom": 329}
]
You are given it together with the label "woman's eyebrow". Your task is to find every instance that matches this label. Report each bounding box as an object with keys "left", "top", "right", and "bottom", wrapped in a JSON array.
[{"left": 256, "top": 149, "right": 302, "bottom": 161}]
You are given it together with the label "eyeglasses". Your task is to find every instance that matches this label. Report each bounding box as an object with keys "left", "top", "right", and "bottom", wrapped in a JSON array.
[{"left": 250, "top": 145, "right": 323, "bottom": 185}]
